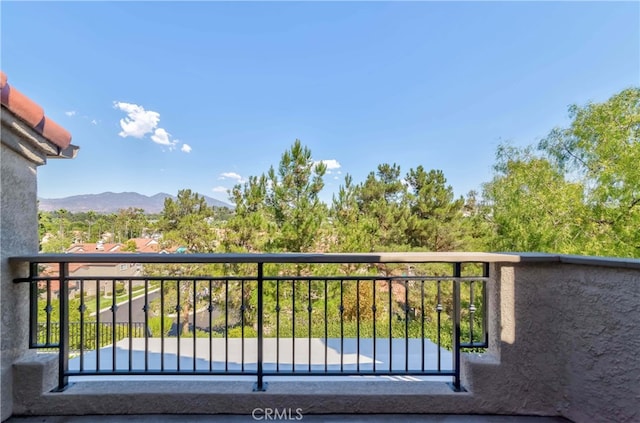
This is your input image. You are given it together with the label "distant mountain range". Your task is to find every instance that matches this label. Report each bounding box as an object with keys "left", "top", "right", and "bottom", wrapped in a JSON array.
[{"left": 38, "top": 192, "right": 233, "bottom": 214}]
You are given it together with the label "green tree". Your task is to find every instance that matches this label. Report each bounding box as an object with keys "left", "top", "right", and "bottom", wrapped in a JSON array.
[
  {"left": 483, "top": 145, "right": 585, "bottom": 253},
  {"left": 39, "top": 209, "right": 73, "bottom": 252},
  {"left": 329, "top": 174, "right": 379, "bottom": 253},
  {"left": 86, "top": 211, "right": 98, "bottom": 242},
  {"left": 38, "top": 210, "right": 54, "bottom": 241},
  {"left": 159, "top": 190, "right": 215, "bottom": 252},
  {"left": 356, "top": 163, "right": 409, "bottom": 248},
  {"left": 461, "top": 190, "right": 493, "bottom": 251},
  {"left": 122, "top": 239, "right": 138, "bottom": 252},
  {"left": 114, "top": 208, "right": 147, "bottom": 241},
  {"left": 539, "top": 87, "right": 640, "bottom": 257},
  {"left": 405, "top": 167, "right": 468, "bottom": 251},
  {"left": 224, "top": 175, "right": 271, "bottom": 253},
  {"left": 266, "top": 139, "right": 328, "bottom": 252}
]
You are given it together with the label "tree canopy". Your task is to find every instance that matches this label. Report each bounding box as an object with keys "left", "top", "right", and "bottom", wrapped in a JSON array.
[
  {"left": 39, "top": 87, "right": 640, "bottom": 259},
  {"left": 484, "top": 87, "right": 640, "bottom": 257}
]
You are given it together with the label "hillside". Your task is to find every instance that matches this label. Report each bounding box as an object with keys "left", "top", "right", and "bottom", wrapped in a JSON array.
[{"left": 38, "top": 192, "right": 233, "bottom": 214}]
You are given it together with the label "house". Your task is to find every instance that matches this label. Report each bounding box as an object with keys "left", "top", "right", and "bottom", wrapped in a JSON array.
[{"left": 39, "top": 238, "right": 180, "bottom": 298}]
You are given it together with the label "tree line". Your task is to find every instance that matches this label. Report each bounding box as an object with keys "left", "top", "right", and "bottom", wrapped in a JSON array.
[{"left": 40, "top": 87, "right": 639, "bottom": 258}]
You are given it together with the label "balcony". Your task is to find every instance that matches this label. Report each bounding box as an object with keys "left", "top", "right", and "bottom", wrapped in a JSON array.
[
  {"left": 5, "top": 252, "right": 640, "bottom": 422},
  {"left": 2, "top": 72, "right": 639, "bottom": 422}
]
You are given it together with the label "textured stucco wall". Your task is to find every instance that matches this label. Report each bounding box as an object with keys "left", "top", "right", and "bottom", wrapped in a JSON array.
[
  {"left": 1, "top": 144, "right": 39, "bottom": 420},
  {"left": 462, "top": 263, "right": 569, "bottom": 416},
  {"left": 463, "top": 261, "right": 640, "bottom": 422},
  {"left": 546, "top": 264, "right": 640, "bottom": 423}
]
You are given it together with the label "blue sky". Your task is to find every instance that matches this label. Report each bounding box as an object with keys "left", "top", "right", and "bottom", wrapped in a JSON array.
[{"left": 2, "top": 1, "right": 638, "bottom": 206}]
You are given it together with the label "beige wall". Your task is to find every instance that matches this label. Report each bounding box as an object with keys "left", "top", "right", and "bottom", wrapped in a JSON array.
[
  {"left": 70, "top": 263, "right": 142, "bottom": 296},
  {"left": 464, "top": 259, "right": 640, "bottom": 422},
  {"left": 1, "top": 144, "right": 39, "bottom": 420},
  {"left": 1, "top": 106, "right": 76, "bottom": 420}
]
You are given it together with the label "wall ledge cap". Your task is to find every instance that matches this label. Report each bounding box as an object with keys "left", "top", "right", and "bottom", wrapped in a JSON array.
[{"left": 505, "top": 253, "right": 640, "bottom": 270}]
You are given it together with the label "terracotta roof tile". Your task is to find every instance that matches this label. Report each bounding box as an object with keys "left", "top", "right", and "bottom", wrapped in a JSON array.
[{"left": 0, "top": 71, "right": 72, "bottom": 149}]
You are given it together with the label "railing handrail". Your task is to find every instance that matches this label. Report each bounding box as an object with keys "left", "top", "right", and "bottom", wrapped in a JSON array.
[{"left": 9, "top": 251, "right": 519, "bottom": 264}]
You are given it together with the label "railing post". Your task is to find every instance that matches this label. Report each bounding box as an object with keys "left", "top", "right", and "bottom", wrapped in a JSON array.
[
  {"left": 29, "top": 262, "right": 38, "bottom": 347},
  {"left": 253, "top": 262, "right": 267, "bottom": 391},
  {"left": 56, "top": 262, "right": 70, "bottom": 391},
  {"left": 483, "top": 262, "right": 490, "bottom": 347},
  {"left": 451, "top": 262, "right": 463, "bottom": 392}
]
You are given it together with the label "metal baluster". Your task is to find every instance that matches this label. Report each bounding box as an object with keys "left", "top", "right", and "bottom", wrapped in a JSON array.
[
  {"left": 483, "top": 263, "right": 490, "bottom": 346},
  {"left": 388, "top": 279, "right": 392, "bottom": 373},
  {"left": 176, "top": 279, "right": 181, "bottom": 371},
  {"left": 111, "top": 280, "right": 117, "bottom": 372},
  {"left": 421, "top": 279, "right": 425, "bottom": 372},
  {"left": 29, "top": 262, "right": 38, "bottom": 347},
  {"left": 452, "top": 263, "right": 462, "bottom": 391},
  {"left": 208, "top": 279, "right": 213, "bottom": 372},
  {"left": 129, "top": 279, "right": 133, "bottom": 372},
  {"left": 356, "top": 279, "right": 360, "bottom": 372},
  {"left": 96, "top": 279, "right": 101, "bottom": 371},
  {"left": 241, "top": 279, "right": 245, "bottom": 372},
  {"left": 469, "top": 280, "right": 476, "bottom": 344},
  {"left": 292, "top": 278, "right": 296, "bottom": 373},
  {"left": 276, "top": 278, "right": 280, "bottom": 372},
  {"left": 372, "top": 280, "right": 377, "bottom": 373},
  {"left": 143, "top": 279, "right": 149, "bottom": 372},
  {"left": 404, "top": 279, "right": 409, "bottom": 373},
  {"left": 254, "top": 263, "right": 266, "bottom": 391},
  {"left": 160, "top": 279, "right": 165, "bottom": 372},
  {"left": 436, "top": 280, "right": 442, "bottom": 372},
  {"left": 57, "top": 262, "right": 69, "bottom": 390},
  {"left": 308, "top": 278, "right": 312, "bottom": 373},
  {"left": 225, "top": 279, "right": 229, "bottom": 372},
  {"left": 79, "top": 280, "right": 86, "bottom": 371},
  {"left": 193, "top": 279, "right": 197, "bottom": 372},
  {"left": 324, "top": 278, "right": 328, "bottom": 373},
  {"left": 340, "top": 279, "right": 344, "bottom": 372}
]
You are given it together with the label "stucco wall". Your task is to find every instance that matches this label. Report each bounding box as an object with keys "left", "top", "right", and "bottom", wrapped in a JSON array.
[
  {"left": 546, "top": 264, "right": 640, "bottom": 422},
  {"left": 1, "top": 144, "right": 39, "bottom": 420},
  {"left": 462, "top": 263, "right": 569, "bottom": 416},
  {"left": 464, "top": 260, "right": 640, "bottom": 422}
]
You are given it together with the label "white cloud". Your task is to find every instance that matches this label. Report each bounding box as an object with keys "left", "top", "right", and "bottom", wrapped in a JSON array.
[
  {"left": 150, "top": 128, "right": 175, "bottom": 147},
  {"left": 212, "top": 186, "right": 228, "bottom": 193},
  {"left": 114, "top": 102, "right": 160, "bottom": 138},
  {"left": 219, "top": 172, "right": 244, "bottom": 182},
  {"left": 91, "top": 119, "right": 98, "bottom": 125},
  {"left": 314, "top": 159, "right": 342, "bottom": 174},
  {"left": 114, "top": 101, "right": 189, "bottom": 152},
  {"left": 313, "top": 159, "right": 342, "bottom": 175},
  {"left": 321, "top": 159, "right": 341, "bottom": 170},
  {"left": 65, "top": 111, "right": 77, "bottom": 117}
]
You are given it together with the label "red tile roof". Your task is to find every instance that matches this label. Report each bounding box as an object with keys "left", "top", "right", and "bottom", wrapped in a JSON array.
[
  {"left": 0, "top": 71, "right": 72, "bottom": 149},
  {"left": 129, "top": 238, "right": 161, "bottom": 253},
  {"left": 67, "top": 243, "right": 122, "bottom": 253}
]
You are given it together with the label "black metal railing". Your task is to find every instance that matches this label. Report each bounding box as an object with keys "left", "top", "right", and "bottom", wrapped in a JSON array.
[
  {"left": 12, "top": 253, "right": 490, "bottom": 392},
  {"left": 36, "top": 322, "right": 149, "bottom": 350}
]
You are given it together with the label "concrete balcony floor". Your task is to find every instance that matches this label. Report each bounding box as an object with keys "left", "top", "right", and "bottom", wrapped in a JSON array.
[{"left": 7, "top": 414, "right": 572, "bottom": 422}]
